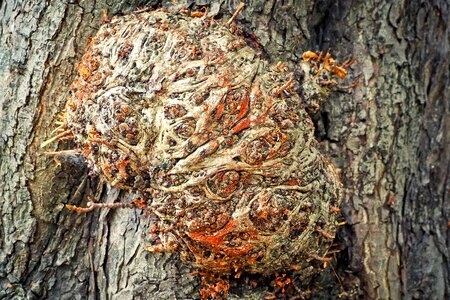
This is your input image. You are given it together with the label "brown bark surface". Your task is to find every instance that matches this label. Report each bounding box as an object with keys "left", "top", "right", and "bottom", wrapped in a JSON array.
[{"left": 0, "top": 0, "right": 448, "bottom": 299}]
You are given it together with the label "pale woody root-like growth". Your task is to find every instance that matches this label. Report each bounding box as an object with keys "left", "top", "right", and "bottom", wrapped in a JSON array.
[{"left": 42, "top": 7, "right": 352, "bottom": 295}]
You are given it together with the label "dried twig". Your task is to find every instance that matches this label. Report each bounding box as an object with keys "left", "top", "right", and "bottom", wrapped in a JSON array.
[
  {"left": 66, "top": 200, "right": 134, "bottom": 213},
  {"left": 40, "top": 129, "right": 73, "bottom": 148},
  {"left": 227, "top": 2, "right": 245, "bottom": 26}
]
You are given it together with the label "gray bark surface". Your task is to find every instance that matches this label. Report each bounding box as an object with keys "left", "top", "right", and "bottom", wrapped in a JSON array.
[{"left": 0, "top": 0, "right": 448, "bottom": 299}]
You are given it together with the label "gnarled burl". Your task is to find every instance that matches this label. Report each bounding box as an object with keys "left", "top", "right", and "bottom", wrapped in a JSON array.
[{"left": 65, "top": 10, "right": 343, "bottom": 278}]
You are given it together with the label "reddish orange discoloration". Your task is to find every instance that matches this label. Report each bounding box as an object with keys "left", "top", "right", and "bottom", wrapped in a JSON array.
[
  {"left": 77, "top": 64, "right": 90, "bottom": 80},
  {"left": 191, "top": 11, "right": 206, "bottom": 18},
  {"left": 333, "top": 66, "right": 348, "bottom": 79},
  {"left": 302, "top": 51, "right": 319, "bottom": 61},
  {"left": 323, "top": 51, "right": 335, "bottom": 71},
  {"left": 286, "top": 179, "right": 299, "bottom": 186},
  {"left": 199, "top": 273, "right": 230, "bottom": 300},
  {"left": 133, "top": 198, "right": 147, "bottom": 209},
  {"left": 189, "top": 219, "right": 237, "bottom": 247},
  {"left": 214, "top": 100, "right": 225, "bottom": 120},
  {"left": 274, "top": 273, "right": 293, "bottom": 295},
  {"left": 316, "top": 227, "right": 334, "bottom": 239},
  {"left": 236, "top": 91, "right": 250, "bottom": 121},
  {"left": 302, "top": 50, "right": 353, "bottom": 79},
  {"left": 116, "top": 159, "right": 129, "bottom": 178},
  {"left": 230, "top": 116, "right": 251, "bottom": 134}
]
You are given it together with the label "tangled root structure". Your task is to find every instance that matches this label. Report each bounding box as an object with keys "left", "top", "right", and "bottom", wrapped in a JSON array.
[{"left": 66, "top": 10, "right": 343, "bottom": 277}]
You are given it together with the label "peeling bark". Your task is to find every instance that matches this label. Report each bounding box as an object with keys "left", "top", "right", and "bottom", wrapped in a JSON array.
[{"left": 0, "top": 0, "right": 448, "bottom": 299}]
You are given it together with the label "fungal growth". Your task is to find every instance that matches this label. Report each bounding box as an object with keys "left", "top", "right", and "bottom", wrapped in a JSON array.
[{"left": 55, "top": 8, "right": 349, "bottom": 288}]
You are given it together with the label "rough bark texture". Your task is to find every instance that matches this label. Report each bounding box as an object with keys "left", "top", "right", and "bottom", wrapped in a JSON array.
[{"left": 0, "top": 0, "right": 448, "bottom": 299}]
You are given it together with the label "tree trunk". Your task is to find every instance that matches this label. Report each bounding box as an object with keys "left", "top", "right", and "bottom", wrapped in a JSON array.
[{"left": 0, "top": 0, "right": 448, "bottom": 299}]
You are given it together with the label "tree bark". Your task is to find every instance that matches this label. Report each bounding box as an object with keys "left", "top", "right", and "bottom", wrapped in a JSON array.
[{"left": 0, "top": 0, "right": 448, "bottom": 299}]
